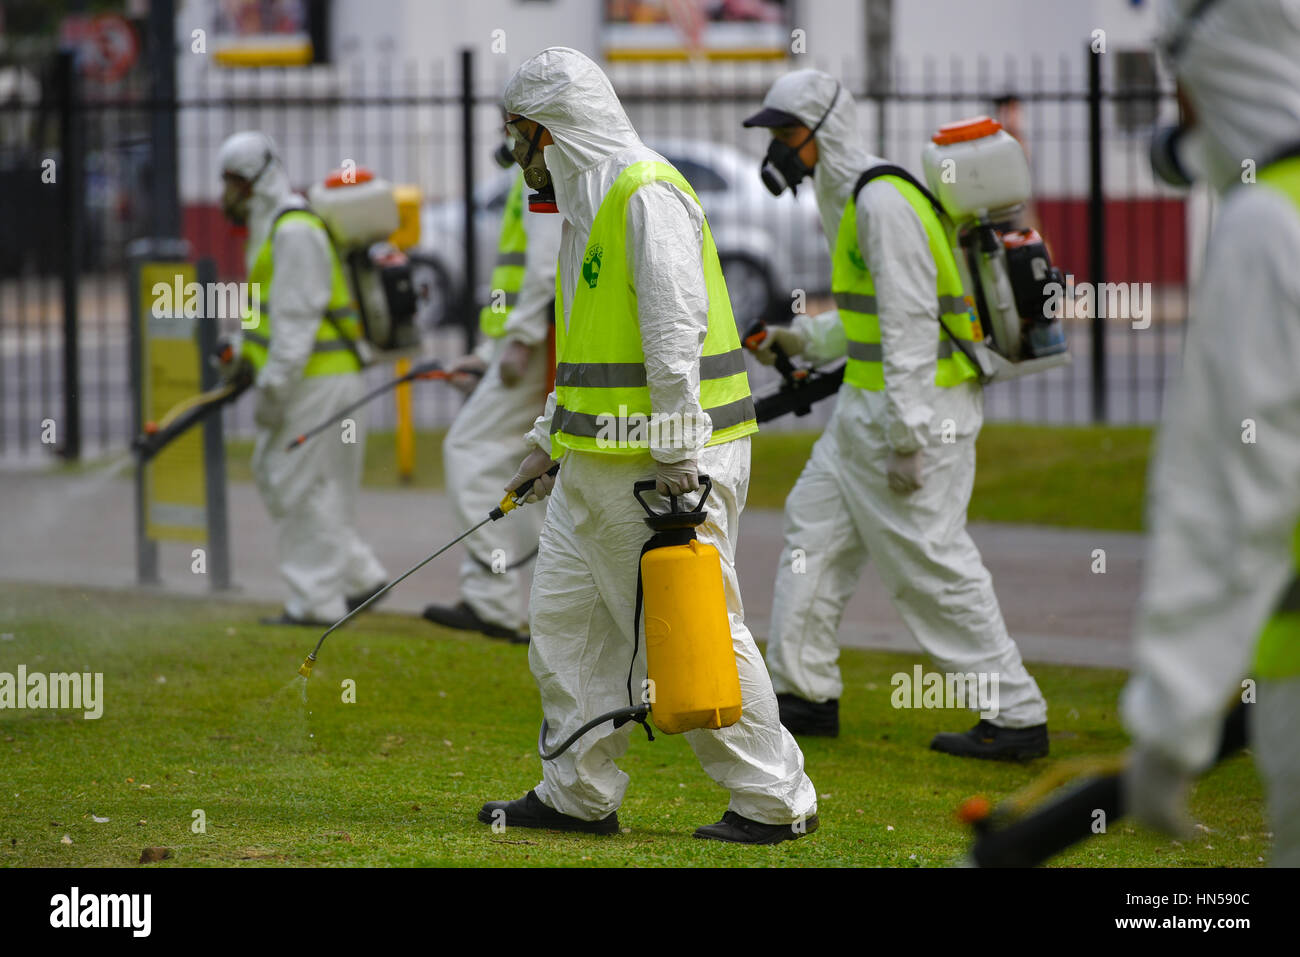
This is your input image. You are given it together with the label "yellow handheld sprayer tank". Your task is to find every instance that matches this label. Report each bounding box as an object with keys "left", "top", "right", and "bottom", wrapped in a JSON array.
[{"left": 634, "top": 477, "right": 742, "bottom": 734}]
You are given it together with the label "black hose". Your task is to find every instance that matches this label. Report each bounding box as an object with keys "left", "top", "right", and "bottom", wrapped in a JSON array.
[{"left": 537, "top": 706, "right": 650, "bottom": 761}]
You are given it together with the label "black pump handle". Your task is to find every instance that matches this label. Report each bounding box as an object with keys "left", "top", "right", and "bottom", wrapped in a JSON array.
[{"left": 633, "top": 474, "right": 713, "bottom": 519}]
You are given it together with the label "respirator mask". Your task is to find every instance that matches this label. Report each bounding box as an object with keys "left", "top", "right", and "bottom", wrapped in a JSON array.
[
  {"left": 220, "top": 148, "right": 273, "bottom": 227},
  {"left": 760, "top": 83, "right": 840, "bottom": 197},
  {"left": 508, "top": 120, "right": 558, "bottom": 213},
  {"left": 1148, "top": 0, "right": 1222, "bottom": 188}
]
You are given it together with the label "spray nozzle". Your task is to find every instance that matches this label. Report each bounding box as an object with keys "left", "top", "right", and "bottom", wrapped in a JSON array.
[{"left": 298, "top": 654, "right": 315, "bottom": 678}]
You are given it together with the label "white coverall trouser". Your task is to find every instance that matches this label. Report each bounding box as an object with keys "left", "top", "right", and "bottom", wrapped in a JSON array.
[
  {"left": 443, "top": 338, "right": 551, "bottom": 632},
  {"left": 765, "top": 387, "right": 1048, "bottom": 728},
  {"left": 251, "top": 373, "right": 388, "bottom": 622},
  {"left": 530, "top": 439, "right": 818, "bottom": 825}
]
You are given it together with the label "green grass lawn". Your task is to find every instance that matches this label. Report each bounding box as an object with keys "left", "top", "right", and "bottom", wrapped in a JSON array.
[
  {"left": 227, "top": 423, "right": 1153, "bottom": 531},
  {"left": 0, "top": 583, "right": 1266, "bottom": 868}
]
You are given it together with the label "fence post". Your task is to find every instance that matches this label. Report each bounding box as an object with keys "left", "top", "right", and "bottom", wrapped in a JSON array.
[
  {"left": 147, "top": 0, "right": 181, "bottom": 239},
  {"left": 1088, "top": 43, "right": 1107, "bottom": 423},
  {"left": 460, "top": 47, "right": 477, "bottom": 355},
  {"left": 56, "top": 49, "right": 82, "bottom": 461}
]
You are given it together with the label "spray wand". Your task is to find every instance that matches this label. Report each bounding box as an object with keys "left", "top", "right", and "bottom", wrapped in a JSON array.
[
  {"left": 296, "top": 462, "right": 559, "bottom": 678},
  {"left": 284, "top": 359, "right": 481, "bottom": 452}
]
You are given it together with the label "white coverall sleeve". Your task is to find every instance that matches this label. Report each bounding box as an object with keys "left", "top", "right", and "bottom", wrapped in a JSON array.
[
  {"left": 627, "top": 182, "right": 713, "bottom": 463},
  {"left": 1121, "top": 189, "right": 1300, "bottom": 772},
  {"left": 503, "top": 210, "right": 562, "bottom": 347},
  {"left": 524, "top": 390, "right": 557, "bottom": 457},
  {"left": 792, "top": 308, "right": 848, "bottom": 365},
  {"left": 257, "top": 218, "right": 334, "bottom": 396},
  {"left": 859, "top": 180, "right": 940, "bottom": 454}
]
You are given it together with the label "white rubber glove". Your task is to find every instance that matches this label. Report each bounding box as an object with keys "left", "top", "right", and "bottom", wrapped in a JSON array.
[
  {"left": 752, "top": 326, "right": 807, "bottom": 367},
  {"left": 1122, "top": 748, "right": 1196, "bottom": 838},
  {"left": 506, "top": 446, "right": 558, "bottom": 504},
  {"left": 497, "top": 340, "right": 534, "bottom": 388},
  {"left": 655, "top": 458, "right": 699, "bottom": 496},
  {"left": 886, "top": 448, "right": 924, "bottom": 494},
  {"left": 253, "top": 386, "right": 286, "bottom": 432},
  {"left": 449, "top": 353, "right": 487, "bottom": 396}
]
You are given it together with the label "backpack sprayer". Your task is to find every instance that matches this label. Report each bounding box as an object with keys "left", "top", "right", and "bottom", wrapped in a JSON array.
[
  {"left": 296, "top": 462, "right": 560, "bottom": 679},
  {"left": 306, "top": 167, "right": 421, "bottom": 362},
  {"left": 919, "top": 116, "right": 1071, "bottom": 382},
  {"left": 283, "top": 358, "right": 480, "bottom": 452},
  {"left": 537, "top": 477, "right": 743, "bottom": 760},
  {"left": 958, "top": 704, "right": 1248, "bottom": 867}
]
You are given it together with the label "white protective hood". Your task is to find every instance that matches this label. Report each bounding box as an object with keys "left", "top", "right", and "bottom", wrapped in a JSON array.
[
  {"left": 753, "top": 69, "right": 882, "bottom": 245},
  {"left": 217, "top": 131, "right": 297, "bottom": 265},
  {"left": 1159, "top": 0, "right": 1300, "bottom": 190},
  {"left": 502, "top": 46, "right": 644, "bottom": 232}
]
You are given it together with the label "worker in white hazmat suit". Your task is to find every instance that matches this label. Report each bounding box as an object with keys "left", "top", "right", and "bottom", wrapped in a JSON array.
[
  {"left": 1121, "top": 0, "right": 1300, "bottom": 866},
  {"left": 423, "top": 162, "right": 562, "bottom": 643},
  {"left": 216, "top": 131, "right": 388, "bottom": 625},
  {"left": 477, "top": 48, "right": 818, "bottom": 842},
  {"left": 742, "top": 71, "right": 1049, "bottom": 758}
]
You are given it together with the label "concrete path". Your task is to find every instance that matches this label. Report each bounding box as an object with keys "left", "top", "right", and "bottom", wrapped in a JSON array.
[{"left": 0, "top": 468, "right": 1143, "bottom": 670}]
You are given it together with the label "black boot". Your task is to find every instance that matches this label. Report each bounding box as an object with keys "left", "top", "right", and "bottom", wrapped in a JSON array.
[
  {"left": 776, "top": 693, "right": 839, "bottom": 737},
  {"left": 345, "top": 583, "right": 388, "bottom": 614},
  {"left": 477, "top": 790, "right": 619, "bottom": 835},
  {"left": 693, "top": 810, "right": 819, "bottom": 845},
  {"left": 423, "top": 601, "right": 528, "bottom": 644},
  {"left": 929, "top": 719, "right": 1049, "bottom": 761}
]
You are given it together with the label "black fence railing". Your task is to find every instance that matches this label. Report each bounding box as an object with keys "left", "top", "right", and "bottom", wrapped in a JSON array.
[{"left": 0, "top": 45, "right": 1185, "bottom": 462}]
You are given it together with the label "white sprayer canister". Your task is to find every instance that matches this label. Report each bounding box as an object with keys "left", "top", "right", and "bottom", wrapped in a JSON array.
[
  {"left": 921, "top": 117, "right": 1030, "bottom": 224},
  {"left": 307, "top": 169, "right": 400, "bottom": 247}
]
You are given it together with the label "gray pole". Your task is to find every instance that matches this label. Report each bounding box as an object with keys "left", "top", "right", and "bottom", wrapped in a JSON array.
[
  {"left": 865, "top": 0, "right": 893, "bottom": 157},
  {"left": 196, "top": 257, "right": 233, "bottom": 592}
]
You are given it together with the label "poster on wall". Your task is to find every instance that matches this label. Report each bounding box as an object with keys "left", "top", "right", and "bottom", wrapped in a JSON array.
[
  {"left": 212, "top": 0, "right": 316, "bottom": 67},
  {"left": 604, "top": 0, "right": 792, "bottom": 61}
]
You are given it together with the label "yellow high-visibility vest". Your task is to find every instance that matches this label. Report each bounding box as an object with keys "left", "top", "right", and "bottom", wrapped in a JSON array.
[
  {"left": 832, "top": 170, "right": 982, "bottom": 391},
  {"left": 551, "top": 160, "right": 757, "bottom": 455},
  {"left": 242, "top": 209, "right": 362, "bottom": 378},
  {"left": 480, "top": 174, "right": 528, "bottom": 339}
]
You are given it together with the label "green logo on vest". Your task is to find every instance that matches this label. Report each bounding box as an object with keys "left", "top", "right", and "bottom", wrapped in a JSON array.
[
  {"left": 848, "top": 246, "right": 867, "bottom": 271},
  {"left": 583, "top": 244, "right": 603, "bottom": 288}
]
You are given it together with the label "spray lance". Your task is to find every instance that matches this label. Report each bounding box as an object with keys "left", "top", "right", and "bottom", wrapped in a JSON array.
[
  {"left": 132, "top": 363, "right": 254, "bottom": 463},
  {"left": 741, "top": 319, "right": 844, "bottom": 424},
  {"left": 296, "top": 462, "right": 559, "bottom": 678},
  {"left": 284, "top": 358, "right": 480, "bottom": 452}
]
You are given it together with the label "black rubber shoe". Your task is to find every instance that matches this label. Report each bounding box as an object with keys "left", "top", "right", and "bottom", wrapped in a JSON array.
[
  {"left": 423, "top": 601, "right": 528, "bottom": 644},
  {"left": 477, "top": 790, "right": 619, "bottom": 835},
  {"left": 929, "top": 719, "right": 1050, "bottom": 762},
  {"left": 693, "top": 810, "right": 819, "bottom": 845},
  {"left": 258, "top": 612, "right": 327, "bottom": 627},
  {"left": 345, "top": 583, "right": 387, "bottom": 613},
  {"left": 776, "top": 693, "right": 840, "bottom": 737}
]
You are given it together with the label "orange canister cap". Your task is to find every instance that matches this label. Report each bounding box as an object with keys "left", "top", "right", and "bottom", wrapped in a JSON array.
[{"left": 932, "top": 116, "right": 1003, "bottom": 145}]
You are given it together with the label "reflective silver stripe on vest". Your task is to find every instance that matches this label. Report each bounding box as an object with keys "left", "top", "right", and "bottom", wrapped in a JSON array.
[
  {"left": 551, "top": 396, "right": 756, "bottom": 438},
  {"left": 258, "top": 301, "right": 359, "bottom": 323},
  {"left": 555, "top": 349, "right": 748, "bottom": 390},
  {"left": 835, "top": 291, "right": 877, "bottom": 313},
  {"left": 846, "top": 339, "right": 956, "bottom": 362},
  {"left": 241, "top": 331, "right": 354, "bottom": 354},
  {"left": 838, "top": 290, "right": 968, "bottom": 319},
  {"left": 846, "top": 341, "right": 881, "bottom": 362},
  {"left": 495, "top": 252, "right": 526, "bottom": 267}
]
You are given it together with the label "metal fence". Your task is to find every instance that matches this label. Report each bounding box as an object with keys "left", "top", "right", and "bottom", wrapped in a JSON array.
[{"left": 0, "top": 43, "right": 1185, "bottom": 463}]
